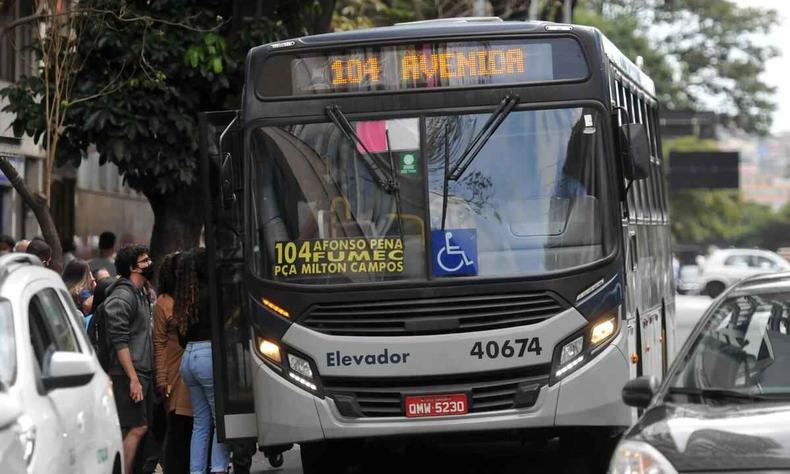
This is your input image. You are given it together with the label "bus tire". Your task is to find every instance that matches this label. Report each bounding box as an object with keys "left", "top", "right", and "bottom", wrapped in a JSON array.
[
  {"left": 704, "top": 281, "right": 725, "bottom": 299},
  {"left": 300, "top": 442, "right": 344, "bottom": 474}
]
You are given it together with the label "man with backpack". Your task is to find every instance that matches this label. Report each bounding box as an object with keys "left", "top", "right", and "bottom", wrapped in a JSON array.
[{"left": 104, "top": 245, "right": 156, "bottom": 474}]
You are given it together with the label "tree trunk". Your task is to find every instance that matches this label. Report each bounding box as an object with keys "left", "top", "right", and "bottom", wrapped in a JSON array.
[
  {"left": 0, "top": 157, "right": 63, "bottom": 273},
  {"left": 312, "top": 0, "right": 336, "bottom": 34},
  {"left": 145, "top": 183, "right": 205, "bottom": 265}
]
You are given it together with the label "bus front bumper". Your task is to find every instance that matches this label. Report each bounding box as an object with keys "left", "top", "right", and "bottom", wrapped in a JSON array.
[{"left": 252, "top": 340, "right": 631, "bottom": 447}]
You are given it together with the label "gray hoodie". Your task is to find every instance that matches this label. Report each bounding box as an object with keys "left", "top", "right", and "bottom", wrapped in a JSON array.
[{"left": 104, "top": 278, "right": 153, "bottom": 377}]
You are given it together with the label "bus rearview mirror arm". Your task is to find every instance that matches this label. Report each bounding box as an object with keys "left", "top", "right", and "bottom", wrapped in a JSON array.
[{"left": 219, "top": 115, "right": 239, "bottom": 210}]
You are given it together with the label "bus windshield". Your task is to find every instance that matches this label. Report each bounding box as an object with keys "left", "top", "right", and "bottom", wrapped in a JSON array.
[{"left": 250, "top": 106, "right": 613, "bottom": 285}]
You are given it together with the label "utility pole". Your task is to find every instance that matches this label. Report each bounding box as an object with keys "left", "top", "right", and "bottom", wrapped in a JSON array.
[
  {"left": 528, "top": 0, "right": 540, "bottom": 20},
  {"left": 473, "top": 0, "right": 489, "bottom": 16},
  {"left": 563, "top": 0, "right": 573, "bottom": 23}
]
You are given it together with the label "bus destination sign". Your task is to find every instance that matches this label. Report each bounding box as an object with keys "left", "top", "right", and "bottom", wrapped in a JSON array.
[
  {"left": 257, "top": 38, "right": 588, "bottom": 97},
  {"left": 328, "top": 47, "right": 527, "bottom": 87}
]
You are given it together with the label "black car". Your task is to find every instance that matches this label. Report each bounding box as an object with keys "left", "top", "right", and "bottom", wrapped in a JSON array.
[{"left": 610, "top": 272, "right": 790, "bottom": 474}]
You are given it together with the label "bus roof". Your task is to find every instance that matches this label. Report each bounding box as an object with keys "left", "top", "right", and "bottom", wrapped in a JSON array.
[{"left": 252, "top": 18, "right": 656, "bottom": 97}]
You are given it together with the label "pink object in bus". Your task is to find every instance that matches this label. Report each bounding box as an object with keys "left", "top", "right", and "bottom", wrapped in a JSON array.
[{"left": 355, "top": 120, "right": 388, "bottom": 153}]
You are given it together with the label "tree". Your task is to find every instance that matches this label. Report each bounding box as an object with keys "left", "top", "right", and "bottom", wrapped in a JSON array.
[
  {"left": 659, "top": 136, "right": 775, "bottom": 247},
  {"left": 430, "top": 0, "right": 576, "bottom": 21},
  {"left": 3, "top": 0, "right": 336, "bottom": 262},
  {"left": 576, "top": 0, "right": 779, "bottom": 135},
  {"left": 334, "top": 0, "right": 435, "bottom": 30},
  {"left": 0, "top": 0, "right": 96, "bottom": 271}
]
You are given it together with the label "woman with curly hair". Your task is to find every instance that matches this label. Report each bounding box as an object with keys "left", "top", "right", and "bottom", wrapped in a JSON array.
[
  {"left": 153, "top": 252, "right": 192, "bottom": 473},
  {"left": 62, "top": 259, "right": 96, "bottom": 316},
  {"left": 176, "top": 247, "right": 229, "bottom": 474}
]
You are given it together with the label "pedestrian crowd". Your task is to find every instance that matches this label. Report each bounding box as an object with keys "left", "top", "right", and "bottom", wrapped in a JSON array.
[{"left": 0, "top": 231, "right": 230, "bottom": 474}]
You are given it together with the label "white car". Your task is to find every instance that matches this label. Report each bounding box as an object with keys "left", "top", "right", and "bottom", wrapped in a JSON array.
[
  {"left": 696, "top": 248, "right": 790, "bottom": 298},
  {"left": 0, "top": 386, "right": 26, "bottom": 473},
  {"left": 0, "top": 253, "right": 123, "bottom": 473}
]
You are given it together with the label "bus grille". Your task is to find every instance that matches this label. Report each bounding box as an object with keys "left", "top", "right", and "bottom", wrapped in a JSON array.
[
  {"left": 301, "top": 292, "right": 566, "bottom": 336},
  {"left": 324, "top": 365, "right": 550, "bottom": 418}
]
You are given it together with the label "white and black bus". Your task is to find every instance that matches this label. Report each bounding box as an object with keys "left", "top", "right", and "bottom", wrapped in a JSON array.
[{"left": 199, "top": 17, "right": 675, "bottom": 472}]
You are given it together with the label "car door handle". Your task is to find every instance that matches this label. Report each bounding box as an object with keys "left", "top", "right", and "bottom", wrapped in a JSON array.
[{"left": 77, "top": 411, "right": 86, "bottom": 433}]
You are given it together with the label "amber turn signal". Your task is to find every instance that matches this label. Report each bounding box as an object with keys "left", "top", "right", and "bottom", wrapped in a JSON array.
[{"left": 262, "top": 298, "right": 290, "bottom": 318}]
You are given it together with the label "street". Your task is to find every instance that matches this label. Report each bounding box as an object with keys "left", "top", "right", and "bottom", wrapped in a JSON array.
[{"left": 249, "top": 295, "right": 714, "bottom": 474}]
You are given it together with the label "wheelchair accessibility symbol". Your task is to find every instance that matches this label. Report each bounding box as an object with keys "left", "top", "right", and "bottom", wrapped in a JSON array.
[{"left": 431, "top": 229, "right": 478, "bottom": 277}]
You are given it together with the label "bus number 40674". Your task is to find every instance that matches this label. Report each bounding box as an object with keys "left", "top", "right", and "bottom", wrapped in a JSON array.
[{"left": 469, "top": 338, "right": 543, "bottom": 360}]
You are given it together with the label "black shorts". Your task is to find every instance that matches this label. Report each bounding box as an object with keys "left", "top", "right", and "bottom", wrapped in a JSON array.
[{"left": 111, "top": 373, "right": 154, "bottom": 430}]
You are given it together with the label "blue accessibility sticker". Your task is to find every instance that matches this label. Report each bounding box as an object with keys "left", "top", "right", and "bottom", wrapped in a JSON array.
[{"left": 431, "top": 229, "right": 478, "bottom": 277}]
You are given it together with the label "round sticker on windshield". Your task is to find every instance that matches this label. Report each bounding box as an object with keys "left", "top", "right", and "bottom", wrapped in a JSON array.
[{"left": 399, "top": 152, "right": 419, "bottom": 175}]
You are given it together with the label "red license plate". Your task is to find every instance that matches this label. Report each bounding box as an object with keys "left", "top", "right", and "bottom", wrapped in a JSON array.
[{"left": 404, "top": 393, "right": 468, "bottom": 418}]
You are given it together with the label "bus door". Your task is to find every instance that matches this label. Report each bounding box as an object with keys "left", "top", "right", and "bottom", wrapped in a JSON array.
[{"left": 199, "top": 111, "right": 257, "bottom": 441}]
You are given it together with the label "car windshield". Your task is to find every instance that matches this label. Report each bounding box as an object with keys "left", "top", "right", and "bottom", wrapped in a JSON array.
[
  {"left": 249, "top": 106, "right": 613, "bottom": 284},
  {"left": 669, "top": 289, "right": 790, "bottom": 398},
  {"left": 0, "top": 301, "right": 15, "bottom": 386}
]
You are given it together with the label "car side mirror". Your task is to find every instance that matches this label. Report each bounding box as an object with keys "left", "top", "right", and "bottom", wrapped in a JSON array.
[
  {"left": 42, "top": 352, "right": 96, "bottom": 391},
  {"left": 622, "top": 375, "right": 659, "bottom": 409},
  {"left": 620, "top": 123, "right": 650, "bottom": 181}
]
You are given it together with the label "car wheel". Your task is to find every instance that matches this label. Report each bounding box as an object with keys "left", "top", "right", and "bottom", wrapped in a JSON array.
[{"left": 705, "top": 281, "right": 726, "bottom": 298}]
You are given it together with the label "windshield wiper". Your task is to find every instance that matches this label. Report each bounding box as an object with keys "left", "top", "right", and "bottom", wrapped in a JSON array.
[
  {"left": 446, "top": 94, "right": 520, "bottom": 181},
  {"left": 326, "top": 104, "right": 398, "bottom": 194},
  {"left": 666, "top": 386, "right": 790, "bottom": 403},
  {"left": 439, "top": 94, "right": 519, "bottom": 230}
]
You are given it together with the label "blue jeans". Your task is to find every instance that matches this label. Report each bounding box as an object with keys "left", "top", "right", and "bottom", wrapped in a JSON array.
[{"left": 180, "top": 341, "right": 229, "bottom": 473}]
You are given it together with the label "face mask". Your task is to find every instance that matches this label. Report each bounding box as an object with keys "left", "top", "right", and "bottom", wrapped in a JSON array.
[{"left": 141, "top": 266, "right": 155, "bottom": 281}]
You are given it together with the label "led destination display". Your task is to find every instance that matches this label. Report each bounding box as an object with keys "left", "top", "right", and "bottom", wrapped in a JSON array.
[{"left": 257, "top": 37, "right": 588, "bottom": 97}]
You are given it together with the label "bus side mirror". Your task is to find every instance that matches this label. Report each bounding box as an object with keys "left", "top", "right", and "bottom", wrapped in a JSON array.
[
  {"left": 620, "top": 123, "right": 650, "bottom": 181},
  {"left": 220, "top": 152, "right": 236, "bottom": 210}
]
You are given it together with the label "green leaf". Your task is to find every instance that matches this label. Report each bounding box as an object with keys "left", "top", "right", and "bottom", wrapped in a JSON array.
[
  {"left": 185, "top": 48, "right": 200, "bottom": 68},
  {"left": 211, "top": 57, "right": 223, "bottom": 74}
]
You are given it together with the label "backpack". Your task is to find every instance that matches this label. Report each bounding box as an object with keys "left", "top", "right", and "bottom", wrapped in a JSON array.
[
  {"left": 87, "top": 300, "right": 112, "bottom": 371},
  {"left": 87, "top": 282, "right": 138, "bottom": 372}
]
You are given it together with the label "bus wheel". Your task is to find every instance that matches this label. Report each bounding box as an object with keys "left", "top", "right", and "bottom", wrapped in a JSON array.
[
  {"left": 300, "top": 442, "right": 343, "bottom": 474},
  {"left": 704, "top": 281, "right": 725, "bottom": 298}
]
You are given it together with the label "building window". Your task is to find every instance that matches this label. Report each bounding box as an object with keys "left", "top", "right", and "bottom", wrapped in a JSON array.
[{"left": 0, "top": 0, "right": 36, "bottom": 84}]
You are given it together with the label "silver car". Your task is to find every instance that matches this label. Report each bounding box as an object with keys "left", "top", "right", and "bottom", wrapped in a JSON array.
[{"left": 696, "top": 248, "right": 790, "bottom": 298}]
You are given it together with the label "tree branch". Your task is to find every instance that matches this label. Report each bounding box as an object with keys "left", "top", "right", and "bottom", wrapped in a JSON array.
[
  {"left": 0, "top": 156, "right": 63, "bottom": 272},
  {"left": 86, "top": 7, "right": 226, "bottom": 32},
  {"left": 0, "top": 2, "right": 47, "bottom": 36}
]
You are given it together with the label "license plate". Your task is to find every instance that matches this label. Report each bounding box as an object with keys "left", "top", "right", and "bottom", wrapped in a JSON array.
[{"left": 404, "top": 393, "right": 468, "bottom": 418}]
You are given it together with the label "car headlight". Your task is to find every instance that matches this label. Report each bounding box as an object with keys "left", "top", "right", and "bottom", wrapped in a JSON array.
[
  {"left": 609, "top": 440, "right": 677, "bottom": 474},
  {"left": 551, "top": 311, "right": 620, "bottom": 384}
]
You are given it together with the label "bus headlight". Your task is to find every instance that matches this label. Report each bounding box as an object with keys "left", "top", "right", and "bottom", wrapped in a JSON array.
[
  {"left": 551, "top": 311, "right": 620, "bottom": 384},
  {"left": 253, "top": 331, "right": 323, "bottom": 397},
  {"left": 591, "top": 317, "right": 616, "bottom": 345},
  {"left": 285, "top": 352, "right": 320, "bottom": 393},
  {"left": 258, "top": 338, "right": 282, "bottom": 364},
  {"left": 559, "top": 336, "right": 583, "bottom": 365},
  {"left": 288, "top": 353, "right": 314, "bottom": 379}
]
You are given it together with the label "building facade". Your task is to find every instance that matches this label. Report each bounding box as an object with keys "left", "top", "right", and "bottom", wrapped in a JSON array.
[{"left": 1, "top": 0, "right": 153, "bottom": 246}]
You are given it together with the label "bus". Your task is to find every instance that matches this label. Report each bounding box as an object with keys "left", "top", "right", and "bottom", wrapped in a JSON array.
[{"left": 199, "top": 17, "right": 676, "bottom": 472}]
